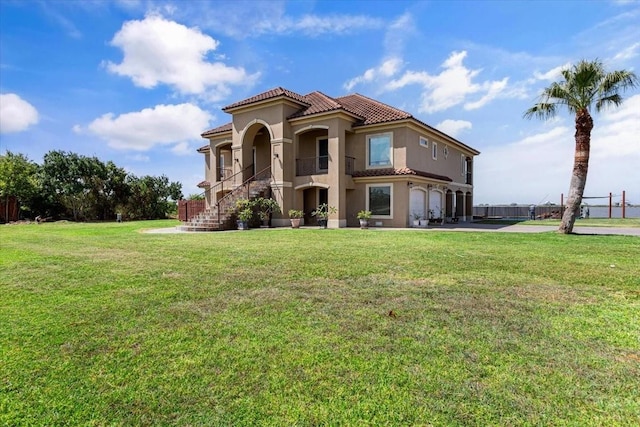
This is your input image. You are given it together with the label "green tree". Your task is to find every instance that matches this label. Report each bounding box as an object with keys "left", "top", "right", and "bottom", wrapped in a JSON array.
[
  {"left": 0, "top": 151, "right": 39, "bottom": 221},
  {"left": 524, "top": 60, "right": 638, "bottom": 233},
  {"left": 125, "top": 175, "right": 182, "bottom": 219}
]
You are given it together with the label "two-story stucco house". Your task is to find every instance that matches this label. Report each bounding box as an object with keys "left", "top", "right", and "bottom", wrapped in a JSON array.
[{"left": 190, "top": 87, "right": 479, "bottom": 230}]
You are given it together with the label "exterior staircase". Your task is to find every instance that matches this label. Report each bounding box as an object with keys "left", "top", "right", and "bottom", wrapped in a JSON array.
[{"left": 179, "top": 178, "right": 272, "bottom": 232}]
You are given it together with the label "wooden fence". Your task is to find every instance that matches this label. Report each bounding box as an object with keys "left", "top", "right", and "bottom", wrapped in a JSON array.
[
  {"left": 0, "top": 196, "right": 20, "bottom": 222},
  {"left": 178, "top": 199, "right": 206, "bottom": 222}
]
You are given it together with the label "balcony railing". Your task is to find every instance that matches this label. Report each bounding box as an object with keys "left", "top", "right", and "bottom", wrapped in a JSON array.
[
  {"left": 296, "top": 156, "right": 356, "bottom": 176},
  {"left": 218, "top": 167, "right": 233, "bottom": 181}
]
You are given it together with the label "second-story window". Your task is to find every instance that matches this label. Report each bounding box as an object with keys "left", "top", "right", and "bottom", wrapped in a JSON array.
[
  {"left": 367, "top": 132, "right": 392, "bottom": 168},
  {"left": 432, "top": 141, "right": 438, "bottom": 160},
  {"left": 317, "top": 138, "right": 328, "bottom": 172}
]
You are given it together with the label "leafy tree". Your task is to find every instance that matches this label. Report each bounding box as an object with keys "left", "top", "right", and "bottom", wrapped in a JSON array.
[
  {"left": 41, "top": 151, "right": 92, "bottom": 220},
  {"left": 0, "top": 151, "right": 39, "bottom": 221},
  {"left": 125, "top": 175, "right": 182, "bottom": 219},
  {"left": 524, "top": 60, "right": 638, "bottom": 233}
]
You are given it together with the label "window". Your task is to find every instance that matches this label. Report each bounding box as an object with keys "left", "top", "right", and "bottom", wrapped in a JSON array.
[
  {"left": 443, "top": 145, "right": 449, "bottom": 158},
  {"left": 367, "top": 133, "right": 392, "bottom": 168},
  {"left": 419, "top": 136, "right": 429, "bottom": 148},
  {"left": 317, "top": 138, "right": 328, "bottom": 171},
  {"left": 432, "top": 141, "right": 438, "bottom": 160},
  {"left": 461, "top": 154, "right": 467, "bottom": 176},
  {"left": 367, "top": 184, "right": 393, "bottom": 218}
]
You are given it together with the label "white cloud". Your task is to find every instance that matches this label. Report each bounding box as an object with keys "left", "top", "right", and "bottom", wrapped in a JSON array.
[
  {"left": 171, "top": 141, "right": 192, "bottom": 156},
  {"left": 293, "top": 14, "right": 384, "bottom": 36},
  {"left": 187, "top": 1, "right": 384, "bottom": 39},
  {"left": 105, "top": 14, "right": 259, "bottom": 100},
  {"left": 344, "top": 57, "right": 402, "bottom": 91},
  {"left": 77, "top": 103, "right": 212, "bottom": 151},
  {"left": 532, "top": 63, "right": 570, "bottom": 81},
  {"left": 0, "top": 93, "right": 39, "bottom": 134},
  {"left": 435, "top": 120, "right": 472, "bottom": 138},
  {"left": 474, "top": 126, "right": 573, "bottom": 204},
  {"left": 386, "top": 51, "right": 510, "bottom": 113},
  {"left": 613, "top": 42, "right": 640, "bottom": 61},
  {"left": 474, "top": 94, "right": 640, "bottom": 205}
]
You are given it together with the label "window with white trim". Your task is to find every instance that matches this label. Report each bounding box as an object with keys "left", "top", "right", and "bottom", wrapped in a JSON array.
[
  {"left": 366, "top": 132, "right": 392, "bottom": 168},
  {"left": 432, "top": 141, "right": 438, "bottom": 160},
  {"left": 443, "top": 145, "right": 449, "bottom": 158},
  {"left": 367, "top": 184, "right": 393, "bottom": 218},
  {"left": 461, "top": 154, "right": 467, "bottom": 176},
  {"left": 419, "top": 136, "right": 429, "bottom": 148}
]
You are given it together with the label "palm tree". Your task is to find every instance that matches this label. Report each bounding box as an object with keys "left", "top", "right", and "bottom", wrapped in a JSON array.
[{"left": 524, "top": 60, "right": 637, "bottom": 233}]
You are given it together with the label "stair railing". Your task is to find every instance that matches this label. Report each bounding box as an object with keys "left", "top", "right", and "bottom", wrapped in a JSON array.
[{"left": 215, "top": 165, "right": 274, "bottom": 226}]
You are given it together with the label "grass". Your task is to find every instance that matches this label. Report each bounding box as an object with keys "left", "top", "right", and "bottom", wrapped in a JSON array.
[{"left": 2, "top": 220, "right": 639, "bottom": 425}]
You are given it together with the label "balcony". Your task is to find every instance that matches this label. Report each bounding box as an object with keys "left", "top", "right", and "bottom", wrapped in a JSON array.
[
  {"left": 296, "top": 156, "right": 356, "bottom": 176},
  {"left": 218, "top": 167, "right": 233, "bottom": 181}
]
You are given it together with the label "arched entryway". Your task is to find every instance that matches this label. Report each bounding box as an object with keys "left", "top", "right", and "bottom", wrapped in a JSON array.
[{"left": 238, "top": 120, "right": 275, "bottom": 182}]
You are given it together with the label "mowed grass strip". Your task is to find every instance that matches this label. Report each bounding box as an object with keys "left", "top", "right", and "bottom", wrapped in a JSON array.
[{"left": 1, "top": 220, "right": 639, "bottom": 425}]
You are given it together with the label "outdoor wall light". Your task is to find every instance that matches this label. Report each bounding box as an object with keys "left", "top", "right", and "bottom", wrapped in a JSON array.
[{"left": 273, "top": 153, "right": 279, "bottom": 159}]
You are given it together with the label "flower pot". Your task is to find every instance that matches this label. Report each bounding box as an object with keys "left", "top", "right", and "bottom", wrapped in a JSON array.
[
  {"left": 413, "top": 220, "right": 420, "bottom": 227},
  {"left": 359, "top": 219, "right": 369, "bottom": 229},
  {"left": 237, "top": 220, "right": 249, "bottom": 230},
  {"left": 290, "top": 218, "right": 301, "bottom": 229},
  {"left": 318, "top": 219, "right": 328, "bottom": 229}
]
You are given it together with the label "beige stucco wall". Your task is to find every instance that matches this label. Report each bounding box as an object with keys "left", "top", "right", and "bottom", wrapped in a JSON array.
[{"left": 199, "top": 97, "right": 477, "bottom": 228}]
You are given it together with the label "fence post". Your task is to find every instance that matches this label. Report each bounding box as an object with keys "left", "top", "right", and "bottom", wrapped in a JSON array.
[
  {"left": 622, "top": 190, "right": 626, "bottom": 219},
  {"left": 609, "top": 193, "right": 612, "bottom": 219}
]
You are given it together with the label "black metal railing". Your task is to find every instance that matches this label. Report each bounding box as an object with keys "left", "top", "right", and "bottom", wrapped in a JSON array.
[
  {"left": 215, "top": 165, "right": 274, "bottom": 225},
  {"left": 218, "top": 167, "right": 233, "bottom": 181},
  {"left": 296, "top": 156, "right": 356, "bottom": 176}
]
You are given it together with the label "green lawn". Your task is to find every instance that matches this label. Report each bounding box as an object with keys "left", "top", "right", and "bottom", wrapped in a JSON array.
[{"left": 2, "top": 221, "right": 639, "bottom": 426}]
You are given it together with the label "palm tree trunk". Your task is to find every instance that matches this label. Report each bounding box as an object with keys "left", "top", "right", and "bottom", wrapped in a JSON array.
[{"left": 559, "top": 109, "right": 593, "bottom": 234}]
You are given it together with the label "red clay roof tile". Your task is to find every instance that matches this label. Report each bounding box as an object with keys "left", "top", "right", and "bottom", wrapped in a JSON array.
[
  {"left": 223, "top": 87, "right": 309, "bottom": 111},
  {"left": 201, "top": 122, "right": 232, "bottom": 138},
  {"left": 352, "top": 167, "right": 452, "bottom": 182}
]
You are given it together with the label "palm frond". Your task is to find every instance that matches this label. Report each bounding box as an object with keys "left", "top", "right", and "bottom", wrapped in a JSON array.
[
  {"left": 524, "top": 59, "right": 636, "bottom": 120},
  {"left": 523, "top": 103, "right": 557, "bottom": 120}
]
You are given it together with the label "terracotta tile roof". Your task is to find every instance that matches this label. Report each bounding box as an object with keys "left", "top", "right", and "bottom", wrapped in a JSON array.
[
  {"left": 223, "top": 87, "right": 309, "bottom": 111},
  {"left": 203, "top": 87, "right": 478, "bottom": 155},
  {"left": 197, "top": 181, "right": 211, "bottom": 188},
  {"left": 197, "top": 144, "right": 210, "bottom": 153},
  {"left": 201, "top": 122, "right": 232, "bottom": 138},
  {"left": 352, "top": 167, "right": 452, "bottom": 182},
  {"left": 287, "top": 91, "right": 359, "bottom": 119},
  {"left": 335, "top": 93, "right": 412, "bottom": 126}
]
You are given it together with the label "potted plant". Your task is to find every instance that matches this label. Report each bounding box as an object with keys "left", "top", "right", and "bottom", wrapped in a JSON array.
[
  {"left": 255, "top": 197, "right": 280, "bottom": 227},
  {"left": 412, "top": 212, "right": 422, "bottom": 227},
  {"left": 356, "top": 210, "right": 371, "bottom": 229},
  {"left": 312, "top": 203, "right": 336, "bottom": 229},
  {"left": 288, "top": 209, "right": 304, "bottom": 229},
  {"left": 236, "top": 199, "right": 253, "bottom": 230},
  {"left": 428, "top": 208, "right": 444, "bottom": 226}
]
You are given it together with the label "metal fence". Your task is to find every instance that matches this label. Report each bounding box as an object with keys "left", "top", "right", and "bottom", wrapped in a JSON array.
[{"left": 473, "top": 205, "right": 640, "bottom": 219}]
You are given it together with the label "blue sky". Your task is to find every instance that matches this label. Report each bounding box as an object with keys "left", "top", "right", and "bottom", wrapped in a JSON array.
[{"left": 1, "top": 0, "right": 639, "bottom": 205}]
